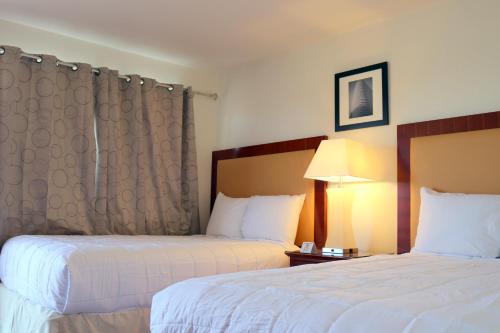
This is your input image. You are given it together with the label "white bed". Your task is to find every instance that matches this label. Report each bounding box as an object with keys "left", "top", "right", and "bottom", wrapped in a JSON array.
[
  {"left": 150, "top": 253, "right": 500, "bottom": 333},
  {"left": 150, "top": 116, "right": 500, "bottom": 333},
  {"left": 0, "top": 234, "right": 294, "bottom": 315}
]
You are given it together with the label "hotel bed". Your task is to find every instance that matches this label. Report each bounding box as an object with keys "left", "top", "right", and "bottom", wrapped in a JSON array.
[
  {"left": 0, "top": 235, "right": 295, "bottom": 314},
  {"left": 150, "top": 111, "right": 500, "bottom": 333},
  {"left": 0, "top": 136, "right": 328, "bottom": 333},
  {"left": 151, "top": 253, "right": 500, "bottom": 333},
  {"left": 0, "top": 235, "right": 294, "bottom": 333}
]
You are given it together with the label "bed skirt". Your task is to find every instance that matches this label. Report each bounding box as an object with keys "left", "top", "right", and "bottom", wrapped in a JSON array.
[{"left": 0, "top": 284, "right": 150, "bottom": 333}]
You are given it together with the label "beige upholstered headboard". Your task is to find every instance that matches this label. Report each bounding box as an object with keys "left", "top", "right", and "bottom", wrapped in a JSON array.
[
  {"left": 211, "top": 136, "right": 328, "bottom": 247},
  {"left": 397, "top": 111, "right": 500, "bottom": 253},
  {"left": 409, "top": 128, "right": 500, "bottom": 246}
]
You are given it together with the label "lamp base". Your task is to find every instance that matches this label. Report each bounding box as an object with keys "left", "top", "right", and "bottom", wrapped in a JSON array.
[{"left": 322, "top": 247, "right": 358, "bottom": 255}]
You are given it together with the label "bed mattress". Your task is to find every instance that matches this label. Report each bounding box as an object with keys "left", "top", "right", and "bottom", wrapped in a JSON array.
[
  {"left": 0, "top": 235, "right": 292, "bottom": 314},
  {"left": 151, "top": 253, "right": 500, "bottom": 333}
]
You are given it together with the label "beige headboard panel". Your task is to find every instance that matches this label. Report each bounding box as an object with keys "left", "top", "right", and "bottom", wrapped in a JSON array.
[
  {"left": 409, "top": 128, "right": 500, "bottom": 246},
  {"left": 217, "top": 150, "right": 315, "bottom": 246},
  {"left": 211, "top": 136, "right": 328, "bottom": 248}
]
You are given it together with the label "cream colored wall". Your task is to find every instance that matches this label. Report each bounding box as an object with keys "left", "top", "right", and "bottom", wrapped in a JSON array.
[
  {"left": 217, "top": 0, "right": 500, "bottom": 253},
  {"left": 0, "top": 19, "right": 224, "bottom": 232}
]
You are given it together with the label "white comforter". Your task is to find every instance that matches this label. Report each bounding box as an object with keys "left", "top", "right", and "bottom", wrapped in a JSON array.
[
  {"left": 0, "top": 235, "right": 293, "bottom": 314},
  {"left": 151, "top": 253, "right": 500, "bottom": 333}
]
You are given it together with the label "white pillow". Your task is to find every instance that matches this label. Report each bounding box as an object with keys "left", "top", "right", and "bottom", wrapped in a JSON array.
[
  {"left": 241, "top": 194, "right": 306, "bottom": 244},
  {"left": 413, "top": 187, "right": 500, "bottom": 258},
  {"left": 206, "top": 193, "right": 249, "bottom": 238}
]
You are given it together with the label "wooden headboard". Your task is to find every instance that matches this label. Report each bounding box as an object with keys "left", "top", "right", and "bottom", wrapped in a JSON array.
[
  {"left": 211, "top": 136, "right": 328, "bottom": 248},
  {"left": 397, "top": 111, "right": 500, "bottom": 254}
]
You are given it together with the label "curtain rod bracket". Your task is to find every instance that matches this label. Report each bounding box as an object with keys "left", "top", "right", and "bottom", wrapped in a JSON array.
[{"left": 193, "top": 91, "right": 218, "bottom": 101}]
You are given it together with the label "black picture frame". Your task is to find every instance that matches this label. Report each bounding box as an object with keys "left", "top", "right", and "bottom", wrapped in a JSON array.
[{"left": 334, "top": 62, "right": 389, "bottom": 132}]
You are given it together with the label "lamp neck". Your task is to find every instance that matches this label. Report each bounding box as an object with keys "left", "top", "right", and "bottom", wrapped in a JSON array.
[{"left": 336, "top": 176, "right": 344, "bottom": 188}]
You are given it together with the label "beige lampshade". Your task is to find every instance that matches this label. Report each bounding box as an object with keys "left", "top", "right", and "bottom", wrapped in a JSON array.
[{"left": 304, "top": 139, "right": 372, "bottom": 183}]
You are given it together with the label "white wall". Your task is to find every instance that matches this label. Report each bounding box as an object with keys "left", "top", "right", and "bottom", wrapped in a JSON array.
[
  {"left": 0, "top": 19, "right": 224, "bottom": 231},
  {"left": 217, "top": 0, "right": 500, "bottom": 253}
]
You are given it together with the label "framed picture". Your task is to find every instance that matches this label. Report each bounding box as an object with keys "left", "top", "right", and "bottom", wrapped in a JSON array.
[{"left": 334, "top": 62, "right": 389, "bottom": 132}]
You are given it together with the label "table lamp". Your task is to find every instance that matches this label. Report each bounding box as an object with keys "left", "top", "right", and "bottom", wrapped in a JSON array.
[{"left": 304, "top": 138, "right": 372, "bottom": 254}]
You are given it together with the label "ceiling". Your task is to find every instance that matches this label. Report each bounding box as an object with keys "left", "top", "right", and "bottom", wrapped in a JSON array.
[{"left": 0, "top": 0, "right": 437, "bottom": 68}]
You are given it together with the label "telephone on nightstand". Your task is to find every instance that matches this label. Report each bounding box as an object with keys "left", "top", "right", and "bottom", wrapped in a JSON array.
[{"left": 300, "top": 242, "right": 317, "bottom": 254}]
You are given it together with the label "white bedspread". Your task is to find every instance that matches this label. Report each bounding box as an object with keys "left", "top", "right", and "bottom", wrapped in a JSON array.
[
  {"left": 0, "top": 235, "right": 293, "bottom": 315},
  {"left": 150, "top": 253, "right": 500, "bottom": 333}
]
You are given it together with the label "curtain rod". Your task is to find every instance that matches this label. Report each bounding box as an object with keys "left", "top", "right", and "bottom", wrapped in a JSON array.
[{"left": 0, "top": 47, "right": 218, "bottom": 101}]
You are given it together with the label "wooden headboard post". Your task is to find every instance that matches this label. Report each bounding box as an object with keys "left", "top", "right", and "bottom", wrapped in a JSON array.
[
  {"left": 211, "top": 136, "right": 328, "bottom": 248},
  {"left": 397, "top": 111, "right": 500, "bottom": 254}
]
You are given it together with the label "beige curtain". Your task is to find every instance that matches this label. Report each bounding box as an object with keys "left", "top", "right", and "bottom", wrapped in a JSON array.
[
  {"left": 0, "top": 46, "right": 199, "bottom": 244},
  {"left": 94, "top": 70, "right": 199, "bottom": 235}
]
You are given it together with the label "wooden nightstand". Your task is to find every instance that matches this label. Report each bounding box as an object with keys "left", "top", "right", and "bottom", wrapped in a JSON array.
[{"left": 285, "top": 250, "right": 371, "bottom": 267}]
